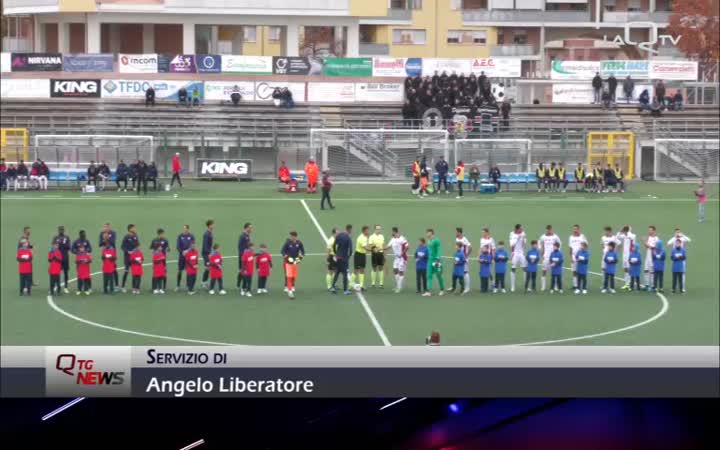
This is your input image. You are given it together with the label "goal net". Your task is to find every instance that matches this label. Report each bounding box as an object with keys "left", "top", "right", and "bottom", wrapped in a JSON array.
[
  {"left": 310, "top": 128, "right": 449, "bottom": 180},
  {"left": 454, "top": 139, "right": 533, "bottom": 174},
  {"left": 32, "top": 135, "right": 155, "bottom": 169},
  {"left": 654, "top": 139, "right": 719, "bottom": 182}
]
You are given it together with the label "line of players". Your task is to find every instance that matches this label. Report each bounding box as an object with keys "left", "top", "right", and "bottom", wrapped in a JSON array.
[
  {"left": 324, "top": 223, "right": 690, "bottom": 296},
  {"left": 15, "top": 221, "right": 690, "bottom": 299},
  {"left": 535, "top": 162, "right": 626, "bottom": 194}
]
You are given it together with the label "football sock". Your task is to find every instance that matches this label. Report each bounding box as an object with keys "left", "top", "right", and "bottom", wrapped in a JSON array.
[
  {"left": 541, "top": 275, "right": 546, "bottom": 290},
  {"left": 371, "top": 271, "right": 376, "bottom": 285},
  {"left": 326, "top": 273, "right": 332, "bottom": 289},
  {"left": 510, "top": 271, "right": 516, "bottom": 290},
  {"left": 359, "top": 274, "right": 365, "bottom": 287},
  {"left": 464, "top": 273, "right": 470, "bottom": 290},
  {"left": 378, "top": 271, "right": 384, "bottom": 286}
]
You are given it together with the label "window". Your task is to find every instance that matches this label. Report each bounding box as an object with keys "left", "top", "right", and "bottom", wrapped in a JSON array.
[
  {"left": 513, "top": 31, "right": 527, "bottom": 45},
  {"left": 570, "top": 3, "right": 586, "bottom": 11},
  {"left": 447, "top": 29, "right": 487, "bottom": 45},
  {"left": 462, "top": 0, "right": 487, "bottom": 9},
  {"left": 410, "top": 0, "right": 422, "bottom": 9},
  {"left": 243, "top": 26, "right": 257, "bottom": 43},
  {"left": 628, "top": 0, "right": 641, "bottom": 11},
  {"left": 268, "top": 26, "right": 281, "bottom": 42},
  {"left": 392, "top": 29, "right": 426, "bottom": 44},
  {"left": 390, "top": 0, "right": 406, "bottom": 8},
  {"left": 546, "top": 3, "right": 559, "bottom": 11}
]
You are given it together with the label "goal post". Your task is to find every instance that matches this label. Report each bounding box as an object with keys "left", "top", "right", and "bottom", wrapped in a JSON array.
[
  {"left": 33, "top": 135, "right": 155, "bottom": 169},
  {"left": 453, "top": 139, "right": 533, "bottom": 174},
  {"left": 653, "top": 139, "right": 719, "bottom": 182},
  {"left": 309, "top": 128, "right": 449, "bottom": 180}
]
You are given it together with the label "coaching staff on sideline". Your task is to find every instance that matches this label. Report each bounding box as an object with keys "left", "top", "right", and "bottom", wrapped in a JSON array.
[
  {"left": 136, "top": 160, "right": 149, "bottom": 196},
  {"left": 320, "top": 170, "right": 335, "bottom": 210},
  {"left": 331, "top": 224, "right": 353, "bottom": 294}
]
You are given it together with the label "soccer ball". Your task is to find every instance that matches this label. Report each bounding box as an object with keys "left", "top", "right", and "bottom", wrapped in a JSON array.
[{"left": 353, "top": 284, "right": 362, "bottom": 292}]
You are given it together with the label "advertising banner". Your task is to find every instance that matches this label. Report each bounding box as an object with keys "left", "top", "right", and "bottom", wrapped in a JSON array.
[
  {"left": 600, "top": 60, "right": 649, "bottom": 78},
  {"left": 322, "top": 58, "right": 373, "bottom": 77},
  {"left": 1, "top": 78, "right": 50, "bottom": 98},
  {"left": 371, "top": 57, "right": 422, "bottom": 77},
  {"left": 168, "top": 54, "right": 196, "bottom": 73},
  {"left": 196, "top": 159, "right": 253, "bottom": 180},
  {"left": 550, "top": 61, "right": 601, "bottom": 80},
  {"left": 355, "top": 82, "right": 404, "bottom": 102},
  {"left": 470, "top": 58, "right": 522, "bottom": 78},
  {"left": 0, "top": 52, "right": 10, "bottom": 73},
  {"left": 552, "top": 84, "right": 594, "bottom": 104},
  {"left": 221, "top": 55, "right": 273, "bottom": 74},
  {"left": 50, "top": 79, "right": 102, "bottom": 98},
  {"left": 203, "top": 81, "right": 256, "bottom": 101},
  {"left": 307, "top": 82, "right": 355, "bottom": 102},
  {"left": 196, "top": 54, "right": 222, "bottom": 73},
  {"left": 118, "top": 53, "right": 159, "bottom": 73},
  {"left": 101, "top": 79, "right": 203, "bottom": 100},
  {"left": 10, "top": 52, "right": 62, "bottom": 71},
  {"left": 421, "top": 58, "right": 473, "bottom": 77},
  {"left": 648, "top": 61, "right": 698, "bottom": 81},
  {"left": 254, "top": 81, "right": 306, "bottom": 102},
  {"left": 62, "top": 54, "right": 114, "bottom": 72},
  {"left": 272, "top": 57, "right": 313, "bottom": 75}
]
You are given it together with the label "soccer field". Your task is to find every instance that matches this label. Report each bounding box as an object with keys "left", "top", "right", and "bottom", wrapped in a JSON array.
[{"left": 1, "top": 181, "right": 718, "bottom": 346}]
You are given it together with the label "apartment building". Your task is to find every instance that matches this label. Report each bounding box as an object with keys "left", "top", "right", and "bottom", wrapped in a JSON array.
[{"left": 2, "top": 0, "right": 685, "bottom": 75}]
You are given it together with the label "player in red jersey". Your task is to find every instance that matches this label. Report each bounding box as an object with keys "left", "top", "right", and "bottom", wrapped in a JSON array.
[
  {"left": 129, "top": 244, "right": 144, "bottom": 294},
  {"left": 101, "top": 240, "right": 117, "bottom": 295},
  {"left": 17, "top": 239, "right": 33, "bottom": 296},
  {"left": 152, "top": 243, "right": 167, "bottom": 294},
  {"left": 75, "top": 245, "right": 92, "bottom": 295},
  {"left": 184, "top": 242, "right": 199, "bottom": 295},
  {"left": 208, "top": 243, "right": 226, "bottom": 295},
  {"left": 240, "top": 242, "right": 255, "bottom": 297},
  {"left": 48, "top": 240, "right": 63, "bottom": 296},
  {"left": 256, "top": 243, "right": 273, "bottom": 294}
]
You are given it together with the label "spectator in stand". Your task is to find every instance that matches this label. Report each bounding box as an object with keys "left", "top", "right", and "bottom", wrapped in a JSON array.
[
  {"left": 669, "top": 91, "right": 684, "bottom": 111},
  {"left": 607, "top": 73, "right": 618, "bottom": 102},
  {"left": 638, "top": 89, "right": 651, "bottom": 111},
  {"left": 650, "top": 98, "right": 663, "bottom": 117},
  {"left": 6, "top": 164, "right": 17, "bottom": 191},
  {"left": 147, "top": 162, "right": 159, "bottom": 191},
  {"left": 281, "top": 87, "right": 295, "bottom": 109},
  {"left": 623, "top": 76, "right": 635, "bottom": 103},
  {"left": 191, "top": 86, "right": 201, "bottom": 107},
  {"left": 178, "top": 87, "right": 189, "bottom": 107},
  {"left": 654, "top": 80, "right": 666, "bottom": 104},
  {"left": 97, "top": 161, "right": 110, "bottom": 191},
  {"left": 86, "top": 161, "right": 98, "bottom": 186},
  {"left": 435, "top": 156, "right": 450, "bottom": 195},
  {"left": 489, "top": 164, "right": 502, "bottom": 192},
  {"left": 136, "top": 160, "right": 148, "bottom": 195},
  {"left": 272, "top": 87, "right": 283, "bottom": 107},
  {"left": 230, "top": 85, "right": 242, "bottom": 106},
  {"left": 402, "top": 100, "right": 416, "bottom": 128},
  {"left": 116, "top": 160, "right": 129, "bottom": 192},
  {"left": 592, "top": 72, "right": 603, "bottom": 104},
  {"left": 145, "top": 86, "right": 155, "bottom": 107},
  {"left": 16, "top": 160, "right": 28, "bottom": 190},
  {"left": 170, "top": 152, "right": 183, "bottom": 188},
  {"left": 469, "top": 164, "right": 480, "bottom": 192},
  {"left": 0, "top": 158, "right": 6, "bottom": 190},
  {"left": 278, "top": 160, "right": 290, "bottom": 185},
  {"left": 601, "top": 89, "right": 614, "bottom": 110},
  {"left": 500, "top": 99, "right": 511, "bottom": 131}
]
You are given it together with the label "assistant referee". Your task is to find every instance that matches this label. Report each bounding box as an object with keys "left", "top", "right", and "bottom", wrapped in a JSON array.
[{"left": 351, "top": 225, "right": 370, "bottom": 291}]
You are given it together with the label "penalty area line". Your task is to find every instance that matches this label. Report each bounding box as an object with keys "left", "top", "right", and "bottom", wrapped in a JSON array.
[{"left": 300, "top": 199, "right": 392, "bottom": 347}]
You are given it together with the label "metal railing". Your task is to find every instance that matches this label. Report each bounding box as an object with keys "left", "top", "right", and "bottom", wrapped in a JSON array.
[
  {"left": 463, "top": 9, "right": 590, "bottom": 22},
  {"left": 490, "top": 44, "right": 538, "bottom": 57}
]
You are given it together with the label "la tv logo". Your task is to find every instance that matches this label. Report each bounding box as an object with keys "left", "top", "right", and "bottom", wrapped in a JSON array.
[
  {"left": 602, "top": 22, "right": 681, "bottom": 55},
  {"left": 56, "top": 353, "right": 125, "bottom": 385}
]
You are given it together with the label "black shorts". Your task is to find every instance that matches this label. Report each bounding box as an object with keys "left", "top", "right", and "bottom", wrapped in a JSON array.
[
  {"left": 354, "top": 252, "right": 367, "bottom": 270},
  {"left": 327, "top": 255, "right": 337, "bottom": 271},
  {"left": 371, "top": 252, "right": 385, "bottom": 267}
]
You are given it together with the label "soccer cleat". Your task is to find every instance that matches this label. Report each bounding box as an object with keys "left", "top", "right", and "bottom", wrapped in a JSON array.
[
  {"left": 245, "top": 292, "right": 252, "bottom": 297},
  {"left": 63, "top": 288, "right": 70, "bottom": 294},
  {"left": 240, "top": 290, "right": 245, "bottom": 296},
  {"left": 153, "top": 289, "right": 158, "bottom": 294},
  {"left": 681, "top": 289, "right": 686, "bottom": 294},
  {"left": 344, "top": 290, "right": 352, "bottom": 295},
  {"left": 283, "top": 287, "right": 289, "bottom": 293},
  {"left": 559, "top": 289, "right": 564, "bottom": 294},
  {"left": 379, "top": 285, "right": 383, "bottom": 289},
  {"left": 601, "top": 289, "right": 607, "bottom": 293},
  {"left": 493, "top": 288, "right": 498, "bottom": 293},
  {"left": 85, "top": 291, "right": 91, "bottom": 296},
  {"left": 209, "top": 290, "right": 215, "bottom": 295},
  {"left": 574, "top": 289, "right": 580, "bottom": 294},
  {"left": 446, "top": 287, "right": 454, "bottom": 292},
  {"left": 393, "top": 289, "right": 400, "bottom": 293},
  {"left": 621, "top": 285, "right": 631, "bottom": 291},
  {"left": 188, "top": 290, "right": 195, "bottom": 295},
  {"left": 610, "top": 289, "right": 616, "bottom": 294},
  {"left": 160, "top": 289, "right": 165, "bottom": 294},
  {"left": 582, "top": 290, "right": 588, "bottom": 295},
  {"left": 422, "top": 292, "right": 432, "bottom": 297},
  {"left": 288, "top": 290, "right": 295, "bottom": 299},
  {"left": 76, "top": 291, "right": 82, "bottom": 296},
  {"left": 463, "top": 289, "right": 470, "bottom": 294},
  {"left": 456, "top": 196, "right": 461, "bottom": 199},
  {"left": 219, "top": 290, "right": 227, "bottom": 295},
  {"left": 438, "top": 291, "right": 445, "bottom": 296},
  {"left": 121, "top": 288, "right": 127, "bottom": 293},
  {"left": 174, "top": 286, "right": 180, "bottom": 292},
  {"left": 501, "top": 289, "right": 506, "bottom": 293}
]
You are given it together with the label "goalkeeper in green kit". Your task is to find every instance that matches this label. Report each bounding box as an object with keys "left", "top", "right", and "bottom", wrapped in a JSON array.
[{"left": 423, "top": 228, "right": 445, "bottom": 296}]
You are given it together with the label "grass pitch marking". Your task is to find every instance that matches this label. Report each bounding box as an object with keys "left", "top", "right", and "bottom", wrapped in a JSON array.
[{"left": 300, "top": 199, "right": 392, "bottom": 347}]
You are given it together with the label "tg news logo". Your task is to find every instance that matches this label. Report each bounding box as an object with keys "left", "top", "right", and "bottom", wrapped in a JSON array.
[{"left": 55, "top": 353, "right": 126, "bottom": 385}]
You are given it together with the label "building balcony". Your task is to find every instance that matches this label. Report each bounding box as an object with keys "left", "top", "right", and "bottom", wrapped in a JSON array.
[
  {"left": 490, "top": 44, "right": 537, "bottom": 57},
  {"left": 603, "top": 10, "right": 673, "bottom": 24},
  {"left": 463, "top": 9, "right": 591, "bottom": 23},
  {"left": 359, "top": 42, "right": 390, "bottom": 55}
]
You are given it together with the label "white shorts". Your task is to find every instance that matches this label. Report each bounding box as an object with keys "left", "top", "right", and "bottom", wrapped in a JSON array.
[
  {"left": 542, "top": 257, "right": 552, "bottom": 271},
  {"left": 644, "top": 252, "right": 654, "bottom": 272},
  {"left": 393, "top": 257, "right": 407, "bottom": 273},
  {"left": 511, "top": 252, "right": 526, "bottom": 269},
  {"left": 622, "top": 255, "right": 630, "bottom": 269}
]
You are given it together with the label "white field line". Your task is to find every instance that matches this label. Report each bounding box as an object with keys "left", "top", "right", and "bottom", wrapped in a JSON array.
[{"left": 300, "top": 199, "right": 392, "bottom": 347}]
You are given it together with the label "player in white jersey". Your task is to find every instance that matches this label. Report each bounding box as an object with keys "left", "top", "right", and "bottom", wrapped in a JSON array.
[
  {"left": 479, "top": 227, "right": 496, "bottom": 257},
  {"left": 643, "top": 225, "right": 660, "bottom": 290},
  {"left": 508, "top": 224, "right": 527, "bottom": 292},
  {"left": 600, "top": 226, "right": 620, "bottom": 271},
  {"left": 615, "top": 225, "right": 636, "bottom": 290},
  {"left": 386, "top": 227, "right": 409, "bottom": 293},
  {"left": 568, "top": 224, "right": 588, "bottom": 290},
  {"left": 538, "top": 225, "right": 561, "bottom": 291},
  {"left": 455, "top": 227, "right": 472, "bottom": 293}
]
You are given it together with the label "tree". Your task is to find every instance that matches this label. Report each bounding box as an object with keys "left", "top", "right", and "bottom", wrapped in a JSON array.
[{"left": 667, "top": 0, "right": 720, "bottom": 81}]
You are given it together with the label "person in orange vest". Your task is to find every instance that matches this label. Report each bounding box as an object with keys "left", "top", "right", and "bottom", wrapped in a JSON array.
[
  {"left": 304, "top": 157, "right": 319, "bottom": 193},
  {"left": 411, "top": 158, "right": 421, "bottom": 195},
  {"left": 278, "top": 160, "right": 291, "bottom": 184},
  {"left": 455, "top": 160, "right": 465, "bottom": 199}
]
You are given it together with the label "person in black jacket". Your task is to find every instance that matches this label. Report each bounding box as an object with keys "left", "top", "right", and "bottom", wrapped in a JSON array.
[
  {"left": 97, "top": 161, "right": 110, "bottom": 190},
  {"left": 500, "top": 99, "right": 511, "bottom": 131},
  {"left": 136, "top": 160, "right": 148, "bottom": 196},
  {"left": 607, "top": 74, "right": 618, "bottom": 102},
  {"left": 178, "top": 87, "right": 188, "bottom": 107},
  {"left": 654, "top": 80, "right": 666, "bottom": 104},
  {"left": 147, "top": 162, "right": 158, "bottom": 191},
  {"left": 145, "top": 86, "right": 155, "bottom": 107},
  {"left": 116, "top": 160, "right": 129, "bottom": 192},
  {"left": 402, "top": 100, "right": 416, "bottom": 128},
  {"left": 86, "top": 161, "right": 98, "bottom": 186},
  {"left": 592, "top": 72, "right": 603, "bottom": 104},
  {"left": 129, "top": 160, "right": 139, "bottom": 191}
]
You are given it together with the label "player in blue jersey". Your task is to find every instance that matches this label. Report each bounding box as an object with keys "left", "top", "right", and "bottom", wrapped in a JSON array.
[
  {"left": 574, "top": 241, "right": 590, "bottom": 294},
  {"left": 493, "top": 241, "right": 508, "bottom": 293},
  {"left": 549, "top": 242, "right": 564, "bottom": 293},
  {"left": 602, "top": 242, "right": 618, "bottom": 293}
]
